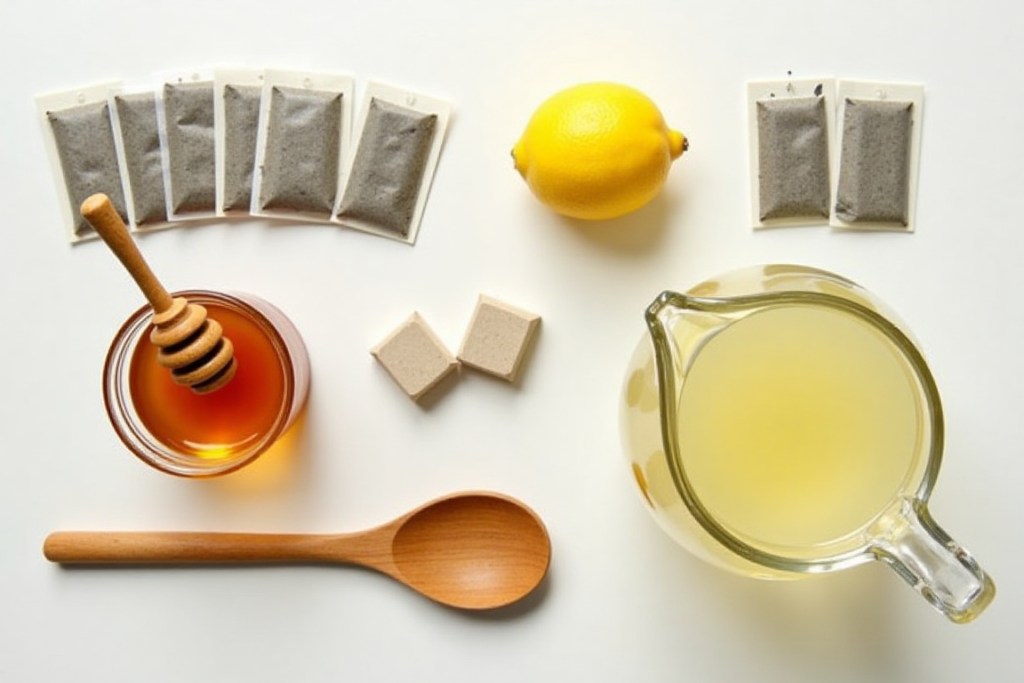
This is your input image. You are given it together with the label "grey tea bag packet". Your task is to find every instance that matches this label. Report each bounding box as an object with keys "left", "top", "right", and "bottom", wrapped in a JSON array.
[
  {"left": 214, "top": 68, "right": 264, "bottom": 216},
  {"left": 831, "top": 81, "right": 924, "bottom": 232},
  {"left": 334, "top": 83, "right": 451, "bottom": 244},
  {"left": 250, "top": 69, "right": 354, "bottom": 223},
  {"left": 747, "top": 78, "right": 836, "bottom": 229},
  {"left": 156, "top": 68, "right": 218, "bottom": 221},
  {"left": 109, "top": 85, "right": 171, "bottom": 230},
  {"left": 36, "top": 81, "right": 129, "bottom": 243}
]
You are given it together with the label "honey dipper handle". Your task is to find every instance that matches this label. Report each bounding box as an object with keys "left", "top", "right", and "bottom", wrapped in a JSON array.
[{"left": 80, "top": 193, "right": 174, "bottom": 313}]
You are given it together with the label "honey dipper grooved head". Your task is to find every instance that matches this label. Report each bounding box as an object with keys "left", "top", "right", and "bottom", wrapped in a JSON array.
[{"left": 150, "top": 297, "right": 238, "bottom": 393}]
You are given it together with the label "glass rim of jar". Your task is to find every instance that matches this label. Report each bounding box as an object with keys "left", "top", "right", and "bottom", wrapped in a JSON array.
[
  {"left": 102, "top": 289, "right": 305, "bottom": 478},
  {"left": 646, "top": 287, "right": 945, "bottom": 573}
]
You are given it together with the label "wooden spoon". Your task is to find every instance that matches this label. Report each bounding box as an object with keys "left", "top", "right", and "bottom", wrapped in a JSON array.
[
  {"left": 80, "top": 193, "right": 236, "bottom": 394},
  {"left": 43, "top": 491, "right": 551, "bottom": 610}
]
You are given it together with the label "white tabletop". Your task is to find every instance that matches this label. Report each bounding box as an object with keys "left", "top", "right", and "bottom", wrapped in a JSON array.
[{"left": 2, "top": 1, "right": 1021, "bottom": 681}]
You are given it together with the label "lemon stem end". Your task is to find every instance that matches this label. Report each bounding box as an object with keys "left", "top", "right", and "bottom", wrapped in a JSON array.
[{"left": 668, "top": 130, "right": 689, "bottom": 160}]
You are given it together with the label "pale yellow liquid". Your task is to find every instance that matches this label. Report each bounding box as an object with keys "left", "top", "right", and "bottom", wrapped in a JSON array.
[{"left": 675, "top": 304, "right": 924, "bottom": 551}]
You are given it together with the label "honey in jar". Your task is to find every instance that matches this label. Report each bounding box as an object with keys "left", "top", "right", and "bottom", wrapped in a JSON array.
[{"left": 104, "top": 290, "right": 309, "bottom": 477}]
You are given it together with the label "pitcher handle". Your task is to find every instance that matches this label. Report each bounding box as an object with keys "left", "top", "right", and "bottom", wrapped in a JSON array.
[{"left": 870, "top": 497, "right": 995, "bottom": 623}]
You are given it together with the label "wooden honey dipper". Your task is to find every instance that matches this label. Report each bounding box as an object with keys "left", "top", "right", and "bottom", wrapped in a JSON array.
[{"left": 81, "top": 193, "right": 237, "bottom": 394}]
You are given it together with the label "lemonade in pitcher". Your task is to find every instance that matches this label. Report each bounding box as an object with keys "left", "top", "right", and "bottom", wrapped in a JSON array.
[
  {"left": 674, "top": 302, "right": 922, "bottom": 551},
  {"left": 620, "top": 265, "right": 994, "bottom": 622}
]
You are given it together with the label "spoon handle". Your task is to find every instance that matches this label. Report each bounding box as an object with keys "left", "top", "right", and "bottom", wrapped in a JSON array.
[{"left": 43, "top": 531, "right": 381, "bottom": 565}]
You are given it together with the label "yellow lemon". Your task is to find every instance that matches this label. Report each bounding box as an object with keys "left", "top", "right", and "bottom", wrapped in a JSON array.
[{"left": 512, "top": 82, "right": 687, "bottom": 221}]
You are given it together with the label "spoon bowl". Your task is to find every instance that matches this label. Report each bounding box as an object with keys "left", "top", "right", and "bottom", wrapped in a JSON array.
[
  {"left": 391, "top": 492, "right": 551, "bottom": 609},
  {"left": 43, "top": 491, "right": 551, "bottom": 610}
]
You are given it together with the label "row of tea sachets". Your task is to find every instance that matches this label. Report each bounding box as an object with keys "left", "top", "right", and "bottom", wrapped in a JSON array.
[
  {"left": 747, "top": 78, "right": 924, "bottom": 232},
  {"left": 36, "top": 68, "right": 451, "bottom": 245}
]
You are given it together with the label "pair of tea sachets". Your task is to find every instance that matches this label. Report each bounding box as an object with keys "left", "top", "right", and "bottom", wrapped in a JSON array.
[
  {"left": 36, "top": 68, "right": 451, "bottom": 245},
  {"left": 747, "top": 78, "right": 924, "bottom": 232}
]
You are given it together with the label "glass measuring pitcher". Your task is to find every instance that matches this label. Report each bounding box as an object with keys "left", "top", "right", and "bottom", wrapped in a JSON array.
[{"left": 619, "top": 264, "right": 995, "bottom": 623}]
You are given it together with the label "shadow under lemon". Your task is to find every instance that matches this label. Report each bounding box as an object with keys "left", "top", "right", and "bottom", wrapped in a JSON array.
[{"left": 554, "top": 185, "right": 682, "bottom": 254}]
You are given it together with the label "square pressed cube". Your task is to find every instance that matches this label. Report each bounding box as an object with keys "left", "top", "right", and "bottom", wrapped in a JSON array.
[
  {"left": 371, "top": 312, "right": 457, "bottom": 401},
  {"left": 458, "top": 295, "right": 541, "bottom": 382}
]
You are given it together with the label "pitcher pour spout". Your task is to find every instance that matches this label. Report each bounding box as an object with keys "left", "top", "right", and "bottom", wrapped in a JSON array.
[
  {"left": 645, "top": 290, "right": 766, "bottom": 378},
  {"left": 645, "top": 290, "right": 730, "bottom": 322},
  {"left": 870, "top": 497, "right": 995, "bottom": 624},
  {"left": 644, "top": 290, "right": 746, "bottom": 346},
  {"left": 646, "top": 292, "right": 724, "bottom": 382},
  {"left": 645, "top": 290, "right": 776, "bottom": 328}
]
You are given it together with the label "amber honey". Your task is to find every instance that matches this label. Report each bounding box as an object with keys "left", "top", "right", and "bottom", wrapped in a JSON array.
[
  {"left": 105, "top": 290, "right": 309, "bottom": 477},
  {"left": 129, "top": 302, "right": 285, "bottom": 458}
]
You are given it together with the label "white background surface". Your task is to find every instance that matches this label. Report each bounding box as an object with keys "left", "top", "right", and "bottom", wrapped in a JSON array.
[{"left": 2, "top": 1, "right": 1022, "bottom": 681}]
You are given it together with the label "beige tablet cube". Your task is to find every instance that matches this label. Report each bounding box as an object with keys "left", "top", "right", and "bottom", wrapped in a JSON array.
[
  {"left": 371, "top": 312, "right": 458, "bottom": 401},
  {"left": 458, "top": 295, "right": 541, "bottom": 382}
]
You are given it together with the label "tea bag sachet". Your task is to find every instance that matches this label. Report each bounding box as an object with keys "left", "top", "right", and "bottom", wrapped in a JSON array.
[
  {"left": 334, "top": 82, "right": 451, "bottom": 244},
  {"left": 747, "top": 78, "right": 836, "bottom": 229},
  {"left": 214, "top": 67, "right": 264, "bottom": 217},
  {"left": 831, "top": 81, "right": 924, "bottom": 232},
  {"left": 36, "top": 81, "right": 129, "bottom": 243},
  {"left": 155, "top": 68, "right": 218, "bottom": 221},
  {"left": 250, "top": 69, "right": 354, "bottom": 223},
  {"left": 109, "top": 84, "right": 172, "bottom": 231}
]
